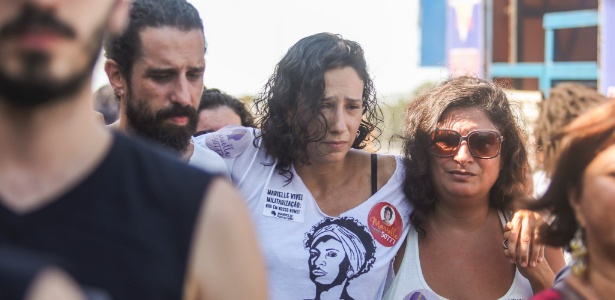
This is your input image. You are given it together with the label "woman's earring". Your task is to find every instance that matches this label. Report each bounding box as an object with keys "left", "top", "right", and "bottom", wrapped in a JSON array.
[
  {"left": 570, "top": 228, "right": 588, "bottom": 277},
  {"left": 356, "top": 129, "right": 361, "bottom": 138}
]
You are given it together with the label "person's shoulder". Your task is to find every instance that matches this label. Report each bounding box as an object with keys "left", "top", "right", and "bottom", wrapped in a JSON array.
[
  {"left": 348, "top": 150, "right": 400, "bottom": 187},
  {"left": 193, "top": 125, "right": 258, "bottom": 158},
  {"left": 380, "top": 154, "right": 399, "bottom": 171},
  {"left": 375, "top": 153, "right": 401, "bottom": 181}
]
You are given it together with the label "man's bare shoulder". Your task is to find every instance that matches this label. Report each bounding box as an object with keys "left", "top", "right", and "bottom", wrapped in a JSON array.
[{"left": 185, "top": 178, "right": 268, "bottom": 300}]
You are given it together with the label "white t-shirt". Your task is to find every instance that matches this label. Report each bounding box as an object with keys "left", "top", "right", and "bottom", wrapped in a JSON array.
[
  {"left": 188, "top": 137, "right": 230, "bottom": 176},
  {"left": 195, "top": 126, "right": 412, "bottom": 300},
  {"left": 383, "top": 211, "right": 534, "bottom": 300}
]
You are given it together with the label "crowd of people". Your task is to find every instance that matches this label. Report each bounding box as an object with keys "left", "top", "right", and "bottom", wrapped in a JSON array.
[{"left": 0, "top": 0, "right": 613, "bottom": 299}]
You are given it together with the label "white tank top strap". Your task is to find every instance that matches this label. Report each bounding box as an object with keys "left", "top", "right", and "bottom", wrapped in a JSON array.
[{"left": 497, "top": 210, "right": 512, "bottom": 228}]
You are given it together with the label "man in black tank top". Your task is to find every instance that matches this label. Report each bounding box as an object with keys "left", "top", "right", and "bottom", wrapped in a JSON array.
[{"left": 0, "top": 1, "right": 266, "bottom": 299}]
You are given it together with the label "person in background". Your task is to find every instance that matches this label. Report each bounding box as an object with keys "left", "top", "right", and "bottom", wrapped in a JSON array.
[
  {"left": 385, "top": 76, "right": 564, "bottom": 300},
  {"left": 0, "top": 0, "right": 266, "bottom": 299},
  {"left": 195, "top": 88, "right": 255, "bottom": 135},
  {"left": 533, "top": 83, "right": 608, "bottom": 199},
  {"left": 531, "top": 100, "right": 615, "bottom": 299},
  {"left": 104, "top": 0, "right": 228, "bottom": 175},
  {"left": 92, "top": 84, "right": 119, "bottom": 125}
]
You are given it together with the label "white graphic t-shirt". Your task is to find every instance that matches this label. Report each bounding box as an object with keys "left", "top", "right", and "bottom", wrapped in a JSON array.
[{"left": 195, "top": 126, "right": 412, "bottom": 300}]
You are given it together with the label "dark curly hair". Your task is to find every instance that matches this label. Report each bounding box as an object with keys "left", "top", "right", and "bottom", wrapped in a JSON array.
[
  {"left": 533, "top": 83, "right": 607, "bottom": 176},
  {"left": 530, "top": 101, "right": 615, "bottom": 247},
  {"left": 402, "top": 76, "right": 530, "bottom": 235},
  {"left": 103, "top": 0, "right": 203, "bottom": 81},
  {"left": 253, "top": 32, "right": 382, "bottom": 182},
  {"left": 198, "top": 88, "right": 255, "bottom": 128}
]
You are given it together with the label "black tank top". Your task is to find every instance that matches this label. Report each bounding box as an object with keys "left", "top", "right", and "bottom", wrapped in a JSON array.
[{"left": 0, "top": 133, "right": 215, "bottom": 299}]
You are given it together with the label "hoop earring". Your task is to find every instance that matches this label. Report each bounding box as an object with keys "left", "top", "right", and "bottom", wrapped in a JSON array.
[{"left": 570, "top": 228, "right": 588, "bottom": 277}]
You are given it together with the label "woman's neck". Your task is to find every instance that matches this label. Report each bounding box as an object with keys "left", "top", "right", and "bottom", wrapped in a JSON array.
[
  {"left": 294, "top": 154, "right": 353, "bottom": 193},
  {"left": 585, "top": 249, "right": 615, "bottom": 298},
  {"left": 430, "top": 200, "right": 493, "bottom": 232}
]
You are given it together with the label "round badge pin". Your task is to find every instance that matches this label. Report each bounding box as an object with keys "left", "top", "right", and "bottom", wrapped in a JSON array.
[{"left": 367, "top": 202, "right": 403, "bottom": 247}]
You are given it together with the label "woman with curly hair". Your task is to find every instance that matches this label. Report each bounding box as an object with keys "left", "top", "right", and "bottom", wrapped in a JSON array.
[
  {"left": 385, "top": 76, "right": 564, "bottom": 299},
  {"left": 195, "top": 32, "right": 411, "bottom": 299},
  {"left": 531, "top": 101, "right": 615, "bottom": 299}
]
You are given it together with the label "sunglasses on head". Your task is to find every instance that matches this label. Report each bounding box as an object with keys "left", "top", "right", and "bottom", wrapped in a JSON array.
[{"left": 430, "top": 129, "right": 504, "bottom": 159}]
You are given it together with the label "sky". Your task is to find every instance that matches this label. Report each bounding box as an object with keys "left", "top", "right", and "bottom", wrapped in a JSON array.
[{"left": 92, "top": 0, "right": 447, "bottom": 101}]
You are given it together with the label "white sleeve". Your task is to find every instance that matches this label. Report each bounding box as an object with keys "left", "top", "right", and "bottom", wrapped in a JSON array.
[{"left": 193, "top": 125, "right": 262, "bottom": 184}]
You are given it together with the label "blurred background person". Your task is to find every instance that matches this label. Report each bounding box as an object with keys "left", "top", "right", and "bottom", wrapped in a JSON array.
[
  {"left": 92, "top": 84, "right": 119, "bottom": 125},
  {"left": 195, "top": 88, "right": 255, "bottom": 136},
  {"left": 533, "top": 83, "right": 609, "bottom": 199},
  {"left": 385, "top": 76, "right": 563, "bottom": 300},
  {"left": 531, "top": 100, "right": 615, "bottom": 299}
]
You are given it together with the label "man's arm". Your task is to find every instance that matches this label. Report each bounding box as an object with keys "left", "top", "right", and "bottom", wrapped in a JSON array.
[{"left": 184, "top": 178, "right": 267, "bottom": 300}]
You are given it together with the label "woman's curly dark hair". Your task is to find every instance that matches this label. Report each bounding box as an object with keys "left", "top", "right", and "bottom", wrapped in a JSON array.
[
  {"left": 402, "top": 76, "right": 530, "bottom": 235},
  {"left": 253, "top": 32, "right": 383, "bottom": 182}
]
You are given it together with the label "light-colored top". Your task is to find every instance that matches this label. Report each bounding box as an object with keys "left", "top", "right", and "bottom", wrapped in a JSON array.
[
  {"left": 188, "top": 137, "right": 230, "bottom": 176},
  {"left": 383, "top": 212, "right": 534, "bottom": 300},
  {"left": 195, "top": 126, "right": 412, "bottom": 300},
  {"left": 532, "top": 170, "right": 550, "bottom": 199}
]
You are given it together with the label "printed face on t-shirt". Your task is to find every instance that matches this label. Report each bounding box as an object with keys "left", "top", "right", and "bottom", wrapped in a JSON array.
[{"left": 309, "top": 237, "right": 349, "bottom": 286}]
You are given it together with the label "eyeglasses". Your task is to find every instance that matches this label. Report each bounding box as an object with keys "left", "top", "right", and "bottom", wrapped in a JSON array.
[{"left": 430, "top": 129, "right": 504, "bottom": 159}]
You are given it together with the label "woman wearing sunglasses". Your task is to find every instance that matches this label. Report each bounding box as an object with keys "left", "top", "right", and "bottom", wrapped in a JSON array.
[{"left": 384, "top": 76, "right": 563, "bottom": 299}]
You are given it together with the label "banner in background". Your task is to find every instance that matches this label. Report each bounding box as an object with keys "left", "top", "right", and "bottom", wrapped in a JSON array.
[{"left": 447, "top": 0, "right": 484, "bottom": 77}]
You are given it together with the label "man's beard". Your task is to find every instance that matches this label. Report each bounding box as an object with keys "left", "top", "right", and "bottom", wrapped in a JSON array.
[
  {"left": 0, "top": 5, "right": 104, "bottom": 108},
  {"left": 125, "top": 91, "right": 198, "bottom": 156}
]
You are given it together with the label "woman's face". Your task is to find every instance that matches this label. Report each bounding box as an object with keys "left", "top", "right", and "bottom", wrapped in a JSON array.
[
  {"left": 309, "top": 238, "right": 348, "bottom": 285},
  {"left": 571, "top": 144, "right": 615, "bottom": 257},
  {"left": 384, "top": 210, "right": 392, "bottom": 221},
  {"left": 429, "top": 107, "right": 502, "bottom": 203},
  {"left": 305, "top": 66, "right": 364, "bottom": 164}
]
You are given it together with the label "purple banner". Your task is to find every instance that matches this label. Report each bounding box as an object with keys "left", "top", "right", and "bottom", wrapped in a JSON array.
[{"left": 447, "top": 0, "right": 484, "bottom": 77}]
